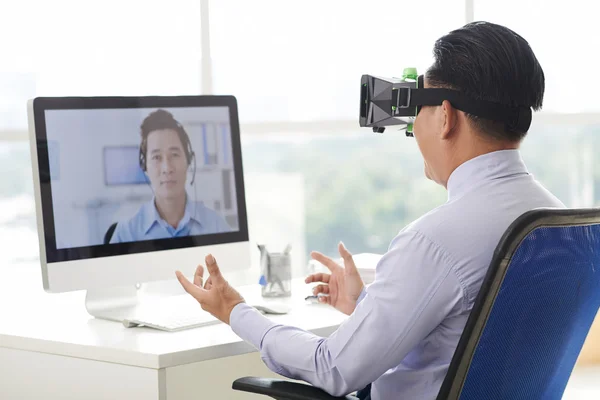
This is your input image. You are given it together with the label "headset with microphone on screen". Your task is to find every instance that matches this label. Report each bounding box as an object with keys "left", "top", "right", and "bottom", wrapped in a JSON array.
[{"left": 138, "top": 109, "right": 197, "bottom": 186}]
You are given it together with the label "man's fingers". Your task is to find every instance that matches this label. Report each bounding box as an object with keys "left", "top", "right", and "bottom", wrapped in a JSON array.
[
  {"left": 312, "top": 284, "right": 330, "bottom": 295},
  {"left": 176, "top": 271, "right": 205, "bottom": 300},
  {"left": 205, "top": 254, "right": 225, "bottom": 283},
  {"left": 193, "top": 265, "right": 204, "bottom": 287},
  {"left": 338, "top": 242, "right": 359, "bottom": 275},
  {"left": 310, "top": 251, "right": 341, "bottom": 272},
  {"left": 305, "top": 273, "right": 331, "bottom": 284},
  {"left": 204, "top": 276, "right": 213, "bottom": 290}
]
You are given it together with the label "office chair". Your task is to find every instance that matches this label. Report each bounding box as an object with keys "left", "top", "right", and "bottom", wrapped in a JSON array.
[
  {"left": 232, "top": 208, "right": 600, "bottom": 400},
  {"left": 103, "top": 222, "right": 117, "bottom": 245}
]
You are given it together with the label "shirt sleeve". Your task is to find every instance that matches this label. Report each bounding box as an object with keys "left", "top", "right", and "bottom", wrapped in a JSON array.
[
  {"left": 230, "top": 230, "right": 465, "bottom": 397},
  {"left": 356, "top": 287, "right": 367, "bottom": 305}
]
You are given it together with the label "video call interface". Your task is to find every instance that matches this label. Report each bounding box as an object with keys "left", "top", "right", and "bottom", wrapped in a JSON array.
[{"left": 42, "top": 106, "right": 240, "bottom": 250}]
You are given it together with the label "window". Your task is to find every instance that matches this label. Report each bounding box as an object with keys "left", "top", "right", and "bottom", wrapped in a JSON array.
[
  {"left": 242, "top": 131, "right": 446, "bottom": 261},
  {"left": 0, "top": 0, "right": 203, "bottom": 131},
  {"left": 474, "top": 0, "right": 600, "bottom": 113},
  {"left": 2, "top": 0, "right": 600, "bottom": 274},
  {"left": 209, "top": 0, "right": 464, "bottom": 123},
  {"left": 0, "top": 142, "right": 37, "bottom": 265},
  {"left": 241, "top": 119, "right": 600, "bottom": 276}
]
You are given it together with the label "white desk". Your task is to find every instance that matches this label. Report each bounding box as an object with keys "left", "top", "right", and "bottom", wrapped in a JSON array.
[
  {"left": 4, "top": 265, "right": 600, "bottom": 400},
  {"left": 0, "top": 265, "right": 346, "bottom": 399}
]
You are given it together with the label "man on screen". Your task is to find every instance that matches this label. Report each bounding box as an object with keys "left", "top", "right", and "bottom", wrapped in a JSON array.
[{"left": 110, "top": 109, "right": 231, "bottom": 244}]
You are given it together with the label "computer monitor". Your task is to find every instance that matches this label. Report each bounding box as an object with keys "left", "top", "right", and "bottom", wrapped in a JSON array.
[{"left": 27, "top": 96, "right": 250, "bottom": 298}]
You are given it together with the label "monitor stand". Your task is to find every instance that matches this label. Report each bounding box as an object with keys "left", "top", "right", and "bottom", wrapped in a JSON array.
[
  {"left": 84, "top": 279, "right": 197, "bottom": 326},
  {"left": 84, "top": 284, "right": 143, "bottom": 323}
]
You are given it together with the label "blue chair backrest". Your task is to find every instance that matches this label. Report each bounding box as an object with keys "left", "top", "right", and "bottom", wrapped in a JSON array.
[{"left": 438, "top": 208, "right": 600, "bottom": 400}]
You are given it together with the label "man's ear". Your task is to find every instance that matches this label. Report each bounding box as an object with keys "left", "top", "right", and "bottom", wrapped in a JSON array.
[{"left": 440, "top": 100, "right": 458, "bottom": 140}]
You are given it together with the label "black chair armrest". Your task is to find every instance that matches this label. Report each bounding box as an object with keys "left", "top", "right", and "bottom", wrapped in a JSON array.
[{"left": 232, "top": 377, "right": 359, "bottom": 400}]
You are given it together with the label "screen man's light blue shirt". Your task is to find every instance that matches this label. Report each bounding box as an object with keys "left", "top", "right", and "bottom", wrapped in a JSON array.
[
  {"left": 110, "top": 195, "right": 231, "bottom": 243},
  {"left": 229, "top": 150, "right": 565, "bottom": 399}
]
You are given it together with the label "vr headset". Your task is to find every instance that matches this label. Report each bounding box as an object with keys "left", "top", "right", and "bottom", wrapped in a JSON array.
[{"left": 359, "top": 68, "right": 532, "bottom": 137}]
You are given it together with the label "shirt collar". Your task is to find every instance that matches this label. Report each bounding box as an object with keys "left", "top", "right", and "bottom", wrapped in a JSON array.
[
  {"left": 446, "top": 149, "right": 529, "bottom": 201},
  {"left": 142, "top": 195, "right": 202, "bottom": 234}
]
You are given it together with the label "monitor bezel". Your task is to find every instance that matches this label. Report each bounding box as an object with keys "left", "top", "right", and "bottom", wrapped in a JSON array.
[{"left": 31, "top": 96, "right": 249, "bottom": 264}]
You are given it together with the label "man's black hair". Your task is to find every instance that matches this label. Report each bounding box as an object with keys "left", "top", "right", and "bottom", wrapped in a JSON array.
[
  {"left": 426, "top": 21, "right": 545, "bottom": 142},
  {"left": 139, "top": 109, "right": 193, "bottom": 171}
]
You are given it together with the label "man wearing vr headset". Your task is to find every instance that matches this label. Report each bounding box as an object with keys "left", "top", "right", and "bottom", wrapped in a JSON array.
[{"left": 176, "top": 22, "right": 564, "bottom": 399}]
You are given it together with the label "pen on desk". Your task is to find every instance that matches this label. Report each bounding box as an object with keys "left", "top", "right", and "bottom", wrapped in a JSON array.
[{"left": 305, "top": 293, "right": 329, "bottom": 303}]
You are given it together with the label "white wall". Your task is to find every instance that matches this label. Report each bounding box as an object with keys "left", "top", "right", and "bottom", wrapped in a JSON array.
[{"left": 44, "top": 106, "right": 238, "bottom": 248}]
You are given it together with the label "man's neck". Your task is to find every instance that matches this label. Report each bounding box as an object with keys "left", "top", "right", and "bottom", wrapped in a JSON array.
[
  {"left": 444, "top": 136, "right": 520, "bottom": 188},
  {"left": 155, "top": 195, "right": 186, "bottom": 228}
]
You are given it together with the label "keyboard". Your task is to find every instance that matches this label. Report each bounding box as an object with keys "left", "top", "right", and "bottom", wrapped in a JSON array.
[{"left": 122, "top": 295, "right": 220, "bottom": 332}]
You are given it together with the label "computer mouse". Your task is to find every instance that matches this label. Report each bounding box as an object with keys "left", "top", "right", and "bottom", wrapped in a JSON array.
[{"left": 252, "top": 302, "right": 292, "bottom": 315}]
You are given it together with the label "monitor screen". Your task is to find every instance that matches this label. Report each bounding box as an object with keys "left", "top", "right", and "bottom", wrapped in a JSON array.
[{"left": 32, "top": 96, "right": 248, "bottom": 264}]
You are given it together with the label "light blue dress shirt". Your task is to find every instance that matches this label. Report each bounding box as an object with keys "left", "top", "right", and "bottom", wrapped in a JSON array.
[
  {"left": 230, "top": 150, "right": 565, "bottom": 399},
  {"left": 110, "top": 195, "right": 231, "bottom": 243}
]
